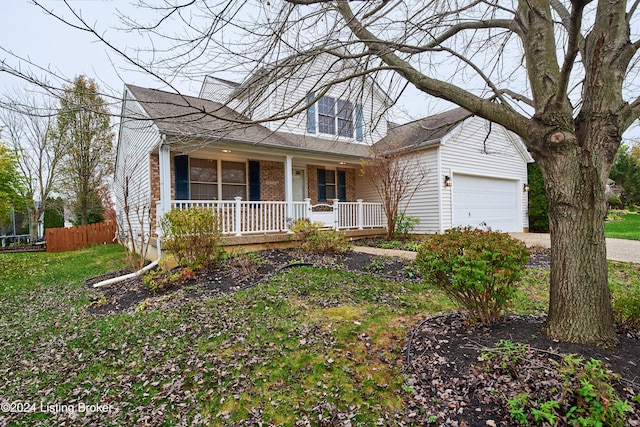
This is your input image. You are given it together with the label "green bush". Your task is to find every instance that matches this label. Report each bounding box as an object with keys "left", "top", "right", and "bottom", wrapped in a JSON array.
[
  {"left": 528, "top": 163, "right": 549, "bottom": 232},
  {"left": 612, "top": 294, "right": 640, "bottom": 329},
  {"left": 160, "top": 207, "right": 224, "bottom": 269},
  {"left": 415, "top": 227, "right": 529, "bottom": 325},
  {"left": 393, "top": 213, "right": 420, "bottom": 240},
  {"left": 606, "top": 209, "right": 626, "bottom": 222},
  {"left": 607, "top": 194, "right": 623, "bottom": 209},
  {"left": 506, "top": 355, "right": 632, "bottom": 426},
  {"left": 290, "top": 219, "right": 352, "bottom": 254}
]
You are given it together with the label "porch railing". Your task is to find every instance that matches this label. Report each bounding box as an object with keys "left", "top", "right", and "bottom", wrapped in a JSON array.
[{"left": 163, "top": 198, "right": 384, "bottom": 236}]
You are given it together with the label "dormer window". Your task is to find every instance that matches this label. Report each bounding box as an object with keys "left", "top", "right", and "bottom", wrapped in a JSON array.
[
  {"left": 318, "top": 96, "right": 353, "bottom": 137},
  {"left": 307, "top": 92, "right": 363, "bottom": 141}
]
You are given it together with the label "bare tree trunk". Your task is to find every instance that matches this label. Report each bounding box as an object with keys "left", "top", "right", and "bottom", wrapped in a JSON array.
[{"left": 536, "top": 122, "right": 618, "bottom": 347}]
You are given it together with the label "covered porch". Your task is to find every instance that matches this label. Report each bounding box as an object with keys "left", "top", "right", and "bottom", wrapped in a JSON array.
[
  {"left": 161, "top": 197, "right": 385, "bottom": 236},
  {"left": 153, "top": 137, "right": 386, "bottom": 239}
]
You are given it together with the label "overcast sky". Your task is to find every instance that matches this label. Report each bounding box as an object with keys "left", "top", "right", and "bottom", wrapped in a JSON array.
[
  {"left": 0, "top": 1, "right": 443, "bottom": 123},
  {"left": 0, "top": 1, "right": 184, "bottom": 103},
  {"left": 1, "top": 1, "right": 638, "bottom": 142}
]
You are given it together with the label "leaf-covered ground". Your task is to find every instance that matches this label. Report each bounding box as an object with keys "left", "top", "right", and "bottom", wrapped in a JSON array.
[{"left": 1, "top": 244, "right": 639, "bottom": 426}]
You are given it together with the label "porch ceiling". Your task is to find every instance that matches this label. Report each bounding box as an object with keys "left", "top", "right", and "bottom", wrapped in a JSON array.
[{"left": 165, "top": 138, "right": 365, "bottom": 167}]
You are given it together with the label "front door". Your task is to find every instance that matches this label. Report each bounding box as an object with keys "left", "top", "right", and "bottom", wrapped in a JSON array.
[{"left": 292, "top": 169, "right": 305, "bottom": 201}]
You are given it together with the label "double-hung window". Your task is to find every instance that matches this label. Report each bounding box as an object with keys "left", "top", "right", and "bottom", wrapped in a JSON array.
[
  {"left": 317, "top": 168, "right": 347, "bottom": 202},
  {"left": 221, "top": 161, "right": 246, "bottom": 200},
  {"left": 307, "top": 93, "right": 363, "bottom": 141},
  {"left": 318, "top": 96, "right": 336, "bottom": 135},
  {"left": 336, "top": 100, "right": 353, "bottom": 137},
  {"left": 189, "top": 158, "right": 217, "bottom": 200},
  {"left": 317, "top": 96, "right": 354, "bottom": 138},
  {"left": 177, "top": 157, "right": 248, "bottom": 200}
]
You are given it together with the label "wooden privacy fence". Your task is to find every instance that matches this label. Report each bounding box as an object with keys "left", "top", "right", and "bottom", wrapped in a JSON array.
[{"left": 46, "top": 222, "right": 117, "bottom": 253}]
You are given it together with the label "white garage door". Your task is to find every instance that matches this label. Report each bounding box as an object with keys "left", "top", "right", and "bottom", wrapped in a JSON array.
[{"left": 452, "top": 174, "right": 519, "bottom": 232}]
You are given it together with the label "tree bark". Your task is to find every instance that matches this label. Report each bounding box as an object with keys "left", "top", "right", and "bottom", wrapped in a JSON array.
[{"left": 534, "top": 117, "right": 618, "bottom": 348}]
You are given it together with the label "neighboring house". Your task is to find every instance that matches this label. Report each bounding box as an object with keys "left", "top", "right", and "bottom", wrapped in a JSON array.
[{"left": 114, "top": 53, "right": 532, "bottom": 258}]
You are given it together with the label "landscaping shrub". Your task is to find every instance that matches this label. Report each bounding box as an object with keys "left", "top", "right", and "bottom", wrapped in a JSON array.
[
  {"left": 415, "top": 227, "right": 529, "bottom": 325},
  {"left": 290, "top": 218, "right": 352, "bottom": 254},
  {"left": 607, "top": 194, "right": 623, "bottom": 209},
  {"left": 606, "top": 209, "right": 626, "bottom": 222},
  {"left": 527, "top": 163, "right": 549, "bottom": 232},
  {"left": 393, "top": 213, "right": 420, "bottom": 240},
  {"left": 505, "top": 354, "right": 632, "bottom": 426},
  {"left": 160, "top": 207, "right": 224, "bottom": 269},
  {"left": 612, "top": 294, "right": 640, "bottom": 329},
  {"left": 143, "top": 266, "right": 195, "bottom": 292}
]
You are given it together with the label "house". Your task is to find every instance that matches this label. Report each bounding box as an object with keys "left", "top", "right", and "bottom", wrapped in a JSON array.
[
  {"left": 365, "top": 108, "right": 534, "bottom": 234},
  {"left": 114, "top": 53, "right": 532, "bottom": 259}
]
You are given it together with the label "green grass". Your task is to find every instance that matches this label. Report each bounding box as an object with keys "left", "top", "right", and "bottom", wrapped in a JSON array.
[
  {"left": 605, "top": 211, "right": 640, "bottom": 240},
  {"left": 0, "top": 244, "right": 637, "bottom": 426},
  {"left": 0, "top": 244, "right": 457, "bottom": 426}
]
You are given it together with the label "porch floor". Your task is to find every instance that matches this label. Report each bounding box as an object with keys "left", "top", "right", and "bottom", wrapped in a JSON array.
[{"left": 222, "top": 227, "right": 386, "bottom": 252}]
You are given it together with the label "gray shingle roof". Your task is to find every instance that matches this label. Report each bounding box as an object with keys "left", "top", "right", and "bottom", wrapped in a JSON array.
[
  {"left": 126, "top": 84, "right": 370, "bottom": 158},
  {"left": 375, "top": 107, "right": 472, "bottom": 151}
]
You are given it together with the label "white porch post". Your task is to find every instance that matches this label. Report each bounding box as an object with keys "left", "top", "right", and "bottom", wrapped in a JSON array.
[
  {"left": 234, "top": 196, "right": 243, "bottom": 236},
  {"left": 332, "top": 199, "right": 340, "bottom": 230},
  {"left": 284, "top": 155, "right": 293, "bottom": 221},
  {"left": 357, "top": 199, "right": 364, "bottom": 230},
  {"left": 158, "top": 141, "right": 172, "bottom": 258},
  {"left": 159, "top": 142, "right": 172, "bottom": 218},
  {"left": 304, "top": 198, "right": 311, "bottom": 221}
]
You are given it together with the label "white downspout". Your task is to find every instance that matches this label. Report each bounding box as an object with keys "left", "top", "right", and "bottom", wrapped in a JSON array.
[{"left": 93, "top": 259, "right": 159, "bottom": 288}]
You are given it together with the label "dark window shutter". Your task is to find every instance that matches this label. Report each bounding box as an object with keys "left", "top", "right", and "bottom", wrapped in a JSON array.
[
  {"left": 338, "top": 170, "right": 347, "bottom": 202},
  {"left": 306, "top": 92, "right": 316, "bottom": 134},
  {"left": 174, "top": 155, "right": 189, "bottom": 200},
  {"left": 355, "top": 103, "right": 363, "bottom": 142},
  {"left": 317, "top": 168, "right": 326, "bottom": 202},
  {"left": 249, "top": 160, "right": 260, "bottom": 201}
]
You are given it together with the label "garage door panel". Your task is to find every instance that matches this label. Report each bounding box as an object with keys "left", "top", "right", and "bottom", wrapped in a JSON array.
[{"left": 452, "top": 175, "right": 518, "bottom": 232}]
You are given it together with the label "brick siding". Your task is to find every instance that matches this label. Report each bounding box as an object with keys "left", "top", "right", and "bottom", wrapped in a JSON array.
[{"left": 259, "top": 160, "right": 285, "bottom": 201}]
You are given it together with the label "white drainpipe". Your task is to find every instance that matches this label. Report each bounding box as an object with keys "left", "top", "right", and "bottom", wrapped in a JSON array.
[{"left": 92, "top": 259, "right": 159, "bottom": 288}]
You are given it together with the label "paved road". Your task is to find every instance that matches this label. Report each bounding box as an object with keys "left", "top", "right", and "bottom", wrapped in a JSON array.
[{"left": 354, "top": 234, "right": 640, "bottom": 264}]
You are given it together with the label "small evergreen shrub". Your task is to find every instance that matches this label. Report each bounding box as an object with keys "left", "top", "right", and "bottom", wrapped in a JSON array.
[
  {"left": 160, "top": 207, "right": 224, "bottom": 269},
  {"left": 290, "top": 219, "right": 352, "bottom": 254},
  {"left": 415, "top": 227, "right": 529, "bottom": 325}
]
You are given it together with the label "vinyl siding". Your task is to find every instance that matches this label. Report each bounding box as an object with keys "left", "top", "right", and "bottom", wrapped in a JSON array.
[
  {"left": 439, "top": 116, "right": 529, "bottom": 230},
  {"left": 355, "top": 149, "right": 439, "bottom": 233},
  {"left": 399, "top": 148, "right": 440, "bottom": 234},
  {"left": 234, "top": 53, "right": 389, "bottom": 144},
  {"left": 114, "top": 89, "right": 161, "bottom": 238},
  {"left": 199, "top": 76, "right": 236, "bottom": 103}
]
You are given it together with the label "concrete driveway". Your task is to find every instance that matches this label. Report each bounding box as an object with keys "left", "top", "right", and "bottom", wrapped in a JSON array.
[{"left": 510, "top": 233, "right": 640, "bottom": 264}]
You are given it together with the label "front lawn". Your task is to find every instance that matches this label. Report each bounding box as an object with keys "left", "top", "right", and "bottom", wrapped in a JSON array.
[
  {"left": 0, "top": 244, "right": 456, "bottom": 426},
  {"left": 606, "top": 211, "right": 640, "bottom": 240},
  {"left": 0, "top": 244, "right": 638, "bottom": 425}
]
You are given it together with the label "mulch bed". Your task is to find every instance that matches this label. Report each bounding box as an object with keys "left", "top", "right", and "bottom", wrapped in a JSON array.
[
  {"left": 403, "top": 313, "right": 640, "bottom": 426},
  {"left": 86, "top": 248, "right": 413, "bottom": 315},
  {"left": 86, "top": 246, "right": 640, "bottom": 426}
]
